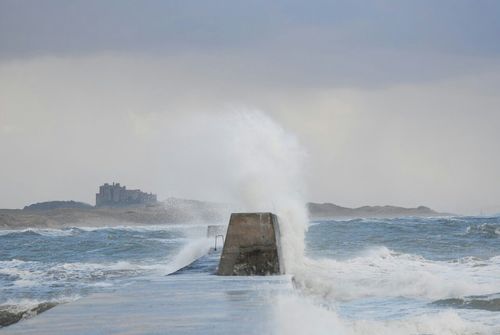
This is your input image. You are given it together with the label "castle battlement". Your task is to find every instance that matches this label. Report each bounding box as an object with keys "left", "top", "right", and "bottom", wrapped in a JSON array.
[{"left": 95, "top": 182, "right": 157, "bottom": 207}]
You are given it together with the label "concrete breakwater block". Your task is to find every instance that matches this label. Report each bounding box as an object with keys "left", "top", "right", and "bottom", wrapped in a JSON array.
[{"left": 217, "top": 212, "right": 284, "bottom": 276}]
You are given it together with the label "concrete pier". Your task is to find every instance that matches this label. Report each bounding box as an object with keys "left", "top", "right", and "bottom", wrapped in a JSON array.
[{"left": 217, "top": 213, "right": 284, "bottom": 276}]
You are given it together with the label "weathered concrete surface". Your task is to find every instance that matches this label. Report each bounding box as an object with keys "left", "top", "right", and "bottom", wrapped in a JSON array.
[{"left": 217, "top": 213, "right": 284, "bottom": 276}]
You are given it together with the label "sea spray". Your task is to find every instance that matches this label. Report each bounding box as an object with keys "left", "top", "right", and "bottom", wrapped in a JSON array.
[
  {"left": 162, "top": 238, "right": 212, "bottom": 275},
  {"left": 154, "top": 108, "right": 310, "bottom": 273},
  {"left": 292, "top": 247, "right": 500, "bottom": 302},
  {"left": 218, "top": 110, "right": 309, "bottom": 273}
]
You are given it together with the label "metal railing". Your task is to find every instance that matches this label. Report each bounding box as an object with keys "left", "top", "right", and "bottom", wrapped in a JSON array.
[{"left": 214, "top": 235, "right": 225, "bottom": 251}]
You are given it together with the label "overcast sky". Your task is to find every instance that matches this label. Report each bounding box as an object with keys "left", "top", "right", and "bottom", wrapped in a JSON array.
[{"left": 1, "top": 0, "right": 499, "bottom": 214}]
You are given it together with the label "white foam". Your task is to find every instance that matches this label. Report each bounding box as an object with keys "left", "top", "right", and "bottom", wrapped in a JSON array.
[
  {"left": 272, "top": 294, "right": 494, "bottom": 335},
  {"left": 0, "top": 238, "right": 211, "bottom": 293},
  {"left": 0, "top": 260, "right": 45, "bottom": 289},
  {"left": 0, "top": 228, "right": 77, "bottom": 237},
  {"left": 292, "top": 246, "right": 500, "bottom": 302}
]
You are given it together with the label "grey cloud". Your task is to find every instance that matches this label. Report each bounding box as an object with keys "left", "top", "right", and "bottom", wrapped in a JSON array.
[
  {"left": 2, "top": 0, "right": 499, "bottom": 91},
  {"left": 2, "top": 0, "right": 500, "bottom": 59}
]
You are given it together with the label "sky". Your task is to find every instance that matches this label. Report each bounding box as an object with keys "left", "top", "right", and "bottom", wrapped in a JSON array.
[{"left": 1, "top": 0, "right": 500, "bottom": 214}]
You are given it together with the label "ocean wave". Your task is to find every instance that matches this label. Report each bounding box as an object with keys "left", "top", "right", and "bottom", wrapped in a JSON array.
[
  {"left": 273, "top": 294, "right": 493, "bottom": 335},
  {"left": 432, "top": 293, "right": 500, "bottom": 312},
  {"left": 465, "top": 223, "right": 500, "bottom": 238},
  {"left": 0, "top": 223, "right": 215, "bottom": 237},
  {"left": 0, "top": 238, "right": 211, "bottom": 289},
  {"left": 292, "top": 246, "right": 500, "bottom": 302},
  {"left": 0, "top": 228, "right": 82, "bottom": 237},
  {"left": 145, "top": 237, "right": 190, "bottom": 244},
  {"left": 75, "top": 223, "right": 214, "bottom": 232},
  {"left": 0, "top": 259, "right": 168, "bottom": 290}
]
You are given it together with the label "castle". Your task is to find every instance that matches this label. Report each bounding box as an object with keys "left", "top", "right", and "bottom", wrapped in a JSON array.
[{"left": 95, "top": 183, "right": 157, "bottom": 207}]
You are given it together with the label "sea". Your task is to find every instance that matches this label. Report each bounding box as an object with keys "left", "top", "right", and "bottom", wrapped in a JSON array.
[{"left": 1, "top": 215, "right": 500, "bottom": 334}]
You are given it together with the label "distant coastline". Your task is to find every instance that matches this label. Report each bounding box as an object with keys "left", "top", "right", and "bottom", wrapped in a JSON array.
[
  {"left": 0, "top": 198, "right": 449, "bottom": 230},
  {"left": 307, "top": 202, "right": 448, "bottom": 220},
  {"left": 0, "top": 198, "right": 230, "bottom": 230}
]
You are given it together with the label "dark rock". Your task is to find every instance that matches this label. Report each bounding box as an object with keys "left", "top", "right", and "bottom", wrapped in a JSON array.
[{"left": 0, "top": 302, "right": 58, "bottom": 328}]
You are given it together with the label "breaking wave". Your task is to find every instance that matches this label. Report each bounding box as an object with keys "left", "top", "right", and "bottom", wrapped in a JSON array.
[
  {"left": 292, "top": 246, "right": 500, "bottom": 302},
  {"left": 273, "top": 294, "right": 490, "bottom": 335},
  {"left": 432, "top": 293, "right": 500, "bottom": 312},
  {"left": 465, "top": 223, "right": 500, "bottom": 238}
]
